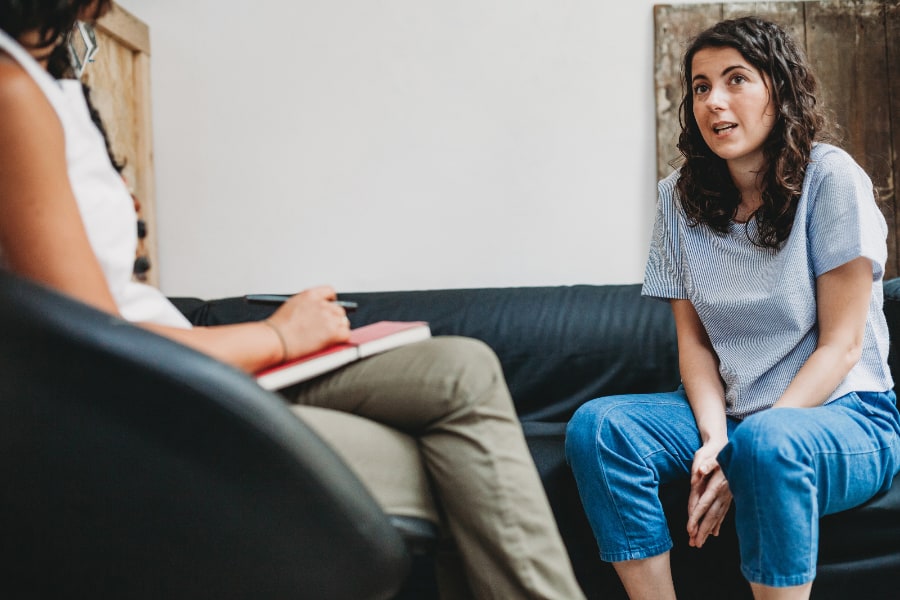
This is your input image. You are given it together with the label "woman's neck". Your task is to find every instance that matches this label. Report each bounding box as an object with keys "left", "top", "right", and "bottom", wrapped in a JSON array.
[
  {"left": 728, "top": 158, "right": 766, "bottom": 222},
  {"left": 17, "top": 30, "right": 52, "bottom": 68}
]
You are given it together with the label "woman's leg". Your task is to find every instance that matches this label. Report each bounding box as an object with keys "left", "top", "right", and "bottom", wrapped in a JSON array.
[
  {"left": 565, "top": 390, "right": 702, "bottom": 599},
  {"left": 287, "top": 336, "right": 585, "bottom": 600},
  {"left": 292, "top": 405, "right": 475, "bottom": 599},
  {"left": 290, "top": 404, "right": 440, "bottom": 523},
  {"left": 718, "top": 390, "right": 900, "bottom": 595},
  {"left": 610, "top": 553, "right": 676, "bottom": 600}
]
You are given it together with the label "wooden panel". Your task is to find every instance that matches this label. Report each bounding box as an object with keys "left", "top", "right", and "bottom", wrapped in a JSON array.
[
  {"left": 887, "top": 1, "right": 900, "bottom": 277},
  {"left": 131, "top": 51, "right": 159, "bottom": 287},
  {"left": 806, "top": 0, "right": 895, "bottom": 277},
  {"left": 82, "top": 3, "right": 159, "bottom": 286},
  {"left": 654, "top": 4, "right": 722, "bottom": 179},
  {"left": 654, "top": 1, "right": 899, "bottom": 278},
  {"left": 722, "top": 3, "right": 806, "bottom": 45},
  {"left": 94, "top": 2, "right": 150, "bottom": 54}
]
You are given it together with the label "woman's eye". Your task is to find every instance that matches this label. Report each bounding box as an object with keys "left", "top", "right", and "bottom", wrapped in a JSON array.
[
  {"left": 730, "top": 74, "right": 747, "bottom": 85},
  {"left": 693, "top": 83, "right": 709, "bottom": 95}
]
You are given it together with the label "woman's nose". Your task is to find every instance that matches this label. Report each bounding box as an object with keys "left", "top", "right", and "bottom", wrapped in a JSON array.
[{"left": 705, "top": 86, "right": 726, "bottom": 111}]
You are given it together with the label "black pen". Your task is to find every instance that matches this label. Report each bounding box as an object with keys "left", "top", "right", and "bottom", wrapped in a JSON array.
[{"left": 244, "top": 294, "right": 358, "bottom": 313}]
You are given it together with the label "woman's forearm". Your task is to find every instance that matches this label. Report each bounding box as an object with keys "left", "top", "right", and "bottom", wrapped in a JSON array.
[
  {"left": 139, "top": 286, "right": 353, "bottom": 375},
  {"left": 775, "top": 344, "right": 861, "bottom": 408},
  {"left": 775, "top": 257, "right": 872, "bottom": 409},
  {"left": 140, "top": 321, "right": 283, "bottom": 374},
  {"left": 680, "top": 343, "right": 728, "bottom": 443},
  {"left": 672, "top": 299, "right": 728, "bottom": 443}
]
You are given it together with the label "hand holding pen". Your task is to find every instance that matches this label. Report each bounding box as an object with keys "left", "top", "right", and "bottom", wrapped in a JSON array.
[
  {"left": 246, "top": 294, "right": 358, "bottom": 313},
  {"left": 255, "top": 287, "right": 355, "bottom": 361}
]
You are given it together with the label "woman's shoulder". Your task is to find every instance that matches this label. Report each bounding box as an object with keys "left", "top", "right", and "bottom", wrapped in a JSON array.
[
  {"left": 0, "top": 55, "right": 56, "bottom": 125},
  {"left": 805, "top": 143, "right": 873, "bottom": 200},
  {"left": 657, "top": 168, "right": 681, "bottom": 202},
  {"left": 0, "top": 53, "right": 66, "bottom": 181},
  {"left": 809, "top": 142, "right": 864, "bottom": 175},
  {"left": 658, "top": 168, "right": 681, "bottom": 188},
  {"left": 0, "top": 52, "right": 35, "bottom": 91}
]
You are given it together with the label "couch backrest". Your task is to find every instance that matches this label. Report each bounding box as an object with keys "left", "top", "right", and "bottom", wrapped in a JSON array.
[
  {"left": 175, "top": 279, "right": 900, "bottom": 424},
  {"left": 335, "top": 284, "right": 682, "bottom": 423}
]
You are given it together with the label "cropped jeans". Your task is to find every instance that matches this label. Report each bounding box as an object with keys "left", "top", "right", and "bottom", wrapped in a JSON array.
[{"left": 565, "top": 389, "right": 900, "bottom": 587}]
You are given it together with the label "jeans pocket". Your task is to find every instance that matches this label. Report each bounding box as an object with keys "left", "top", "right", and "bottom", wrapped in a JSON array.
[
  {"left": 849, "top": 391, "right": 900, "bottom": 469},
  {"left": 854, "top": 390, "right": 900, "bottom": 422},
  {"left": 831, "top": 391, "right": 874, "bottom": 417}
]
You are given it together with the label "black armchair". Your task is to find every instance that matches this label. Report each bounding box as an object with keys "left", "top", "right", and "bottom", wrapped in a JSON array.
[{"left": 0, "top": 269, "right": 411, "bottom": 599}]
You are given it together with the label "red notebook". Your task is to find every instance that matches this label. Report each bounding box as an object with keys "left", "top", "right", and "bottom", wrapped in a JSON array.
[{"left": 255, "top": 321, "right": 431, "bottom": 390}]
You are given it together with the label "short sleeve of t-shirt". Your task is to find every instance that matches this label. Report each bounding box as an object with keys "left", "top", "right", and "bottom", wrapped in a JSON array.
[
  {"left": 642, "top": 172, "right": 688, "bottom": 300},
  {"left": 807, "top": 147, "right": 887, "bottom": 281}
]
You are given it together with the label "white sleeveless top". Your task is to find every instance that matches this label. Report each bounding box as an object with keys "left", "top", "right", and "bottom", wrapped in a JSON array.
[{"left": 0, "top": 30, "right": 190, "bottom": 328}]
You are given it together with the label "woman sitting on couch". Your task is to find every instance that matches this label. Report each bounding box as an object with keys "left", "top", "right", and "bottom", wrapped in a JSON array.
[
  {"left": 566, "top": 16, "right": 900, "bottom": 600},
  {"left": 0, "top": 1, "right": 585, "bottom": 597}
]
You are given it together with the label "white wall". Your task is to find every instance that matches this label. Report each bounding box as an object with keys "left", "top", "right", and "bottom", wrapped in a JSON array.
[{"left": 115, "top": 0, "right": 707, "bottom": 298}]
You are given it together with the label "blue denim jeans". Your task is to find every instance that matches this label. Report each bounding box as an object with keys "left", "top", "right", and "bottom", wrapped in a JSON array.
[{"left": 565, "top": 389, "right": 900, "bottom": 587}]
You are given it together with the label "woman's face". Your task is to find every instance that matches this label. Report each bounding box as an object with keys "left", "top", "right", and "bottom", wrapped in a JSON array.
[{"left": 690, "top": 46, "right": 776, "bottom": 174}]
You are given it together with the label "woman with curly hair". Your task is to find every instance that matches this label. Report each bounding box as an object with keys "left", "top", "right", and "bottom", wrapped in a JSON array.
[
  {"left": 566, "top": 16, "right": 900, "bottom": 600},
  {"left": 0, "top": 2, "right": 587, "bottom": 597}
]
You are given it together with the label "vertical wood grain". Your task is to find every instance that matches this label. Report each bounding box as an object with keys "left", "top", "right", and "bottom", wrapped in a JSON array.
[
  {"left": 95, "top": 2, "right": 150, "bottom": 54},
  {"left": 83, "top": 3, "right": 159, "bottom": 286},
  {"left": 722, "top": 2, "right": 806, "bottom": 45},
  {"left": 654, "top": 4, "right": 722, "bottom": 180},
  {"left": 806, "top": 0, "right": 895, "bottom": 278},
  {"left": 132, "top": 52, "right": 159, "bottom": 288},
  {"left": 887, "top": 1, "right": 900, "bottom": 278}
]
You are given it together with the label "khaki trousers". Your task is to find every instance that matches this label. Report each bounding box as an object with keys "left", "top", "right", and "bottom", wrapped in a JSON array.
[{"left": 287, "top": 337, "right": 584, "bottom": 600}]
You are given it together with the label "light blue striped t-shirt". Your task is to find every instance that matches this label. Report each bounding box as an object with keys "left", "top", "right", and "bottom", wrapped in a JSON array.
[{"left": 643, "top": 143, "right": 893, "bottom": 419}]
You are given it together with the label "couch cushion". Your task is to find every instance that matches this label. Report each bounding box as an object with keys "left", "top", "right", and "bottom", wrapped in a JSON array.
[
  {"left": 330, "top": 285, "right": 681, "bottom": 423},
  {"left": 173, "top": 285, "right": 682, "bottom": 423}
]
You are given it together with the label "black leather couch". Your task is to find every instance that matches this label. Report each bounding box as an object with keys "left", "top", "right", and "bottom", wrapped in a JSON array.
[{"left": 174, "top": 280, "right": 900, "bottom": 599}]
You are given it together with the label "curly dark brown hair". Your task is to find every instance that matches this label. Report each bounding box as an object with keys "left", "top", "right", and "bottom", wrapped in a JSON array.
[
  {"left": 675, "top": 16, "right": 830, "bottom": 248},
  {"left": 0, "top": 0, "right": 111, "bottom": 49}
]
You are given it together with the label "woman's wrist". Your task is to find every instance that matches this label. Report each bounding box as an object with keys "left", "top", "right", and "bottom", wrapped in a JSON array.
[
  {"left": 685, "top": 393, "right": 727, "bottom": 445},
  {"left": 701, "top": 432, "right": 728, "bottom": 448},
  {"left": 695, "top": 412, "right": 728, "bottom": 446},
  {"left": 261, "top": 319, "right": 288, "bottom": 364}
]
